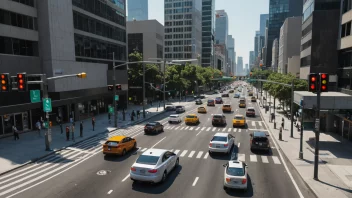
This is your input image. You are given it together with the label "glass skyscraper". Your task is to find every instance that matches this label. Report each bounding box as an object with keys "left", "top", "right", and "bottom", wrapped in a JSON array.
[
  {"left": 127, "top": 0, "right": 148, "bottom": 21},
  {"left": 201, "top": 0, "right": 215, "bottom": 67}
]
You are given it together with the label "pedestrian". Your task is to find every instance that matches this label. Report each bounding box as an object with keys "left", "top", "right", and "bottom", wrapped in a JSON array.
[
  {"left": 137, "top": 110, "right": 140, "bottom": 119},
  {"left": 80, "top": 121, "right": 83, "bottom": 137},
  {"left": 12, "top": 125, "right": 19, "bottom": 140},
  {"left": 71, "top": 123, "right": 75, "bottom": 142},
  {"left": 282, "top": 117, "right": 285, "bottom": 129},
  {"left": 131, "top": 110, "right": 135, "bottom": 121},
  {"left": 92, "top": 117, "right": 95, "bottom": 131},
  {"left": 70, "top": 116, "right": 73, "bottom": 124},
  {"left": 36, "top": 120, "right": 41, "bottom": 137},
  {"left": 66, "top": 126, "right": 70, "bottom": 141}
]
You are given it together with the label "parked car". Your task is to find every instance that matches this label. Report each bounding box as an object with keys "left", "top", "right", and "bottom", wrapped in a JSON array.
[
  {"left": 175, "top": 106, "right": 186, "bottom": 113},
  {"left": 250, "top": 131, "right": 270, "bottom": 152},
  {"left": 168, "top": 114, "right": 181, "bottom": 124},
  {"left": 144, "top": 122, "right": 164, "bottom": 134},
  {"left": 212, "top": 114, "right": 226, "bottom": 126},
  {"left": 103, "top": 136, "right": 137, "bottom": 156}
]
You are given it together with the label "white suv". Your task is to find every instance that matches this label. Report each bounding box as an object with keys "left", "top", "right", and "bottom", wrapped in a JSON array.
[{"left": 169, "top": 115, "right": 181, "bottom": 123}]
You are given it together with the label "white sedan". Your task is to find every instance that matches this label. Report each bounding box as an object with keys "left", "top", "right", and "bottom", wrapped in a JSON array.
[
  {"left": 130, "top": 149, "right": 179, "bottom": 183},
  {"left": 209, "top": 133, "right": 235, "bottom": 154},
  {"left": 169, "top": 114, "right": 182, "bottom": 123},
  {"left": 223, "top": 160, "right": 248, "bottom": 191}
]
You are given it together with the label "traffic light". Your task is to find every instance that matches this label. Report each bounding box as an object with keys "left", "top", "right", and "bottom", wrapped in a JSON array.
[
  {"left": 17, "top": 73, "right": 27, "bottom": 92},
  {"left": 320, "top": 73, "right": 329, "bottom": 92},
  {"left": 0, "top": 73, "right": 10, "bottom": 92},
  {"left": 308, "top": 73, "right": 318, "bottom": 92},
  {"left": 108, "top": 84, "right": 122, "bottom": 91},
  {"left": 76, "top": 72, "right": 87, "bottom": 78},
  {"left": 116, "top": 84, "right": 121, "bottom": 90},
  {"left": 108, "top": 85, "right": 113, "bottom": 91}
]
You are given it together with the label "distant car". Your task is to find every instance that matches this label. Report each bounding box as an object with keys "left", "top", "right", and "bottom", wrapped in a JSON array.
[
  {"left": 232, "top": 115, "right": 246, "bottom": 128},
  {"left": 103, "top": 136, "right": 137, "bottom": 156},
  {"left": 169, "top": 114, "right": 181, "bottom": 124},
  {"left": 199, "top": 94, "right": 206, "bottom": 99},
  {"left": 222, "top": 93, "right": 229, "bottom": 97},
  {"left": 250, "top": 131, "right": 270, "bottom": 152},
  {"left": 130, "top": 149, "right": 179, "bottom": 183},
  {"left": 212, "top": 114, "right": 226, "bottom": 126},
  {"left": 207, "top": 99, "right": 215, "bottom": 106},
  {"left": 175, "top": 106, "right": 186, "bottom": 113},
  {"left": 248, "top": 92, "right": 253, "bottom": 96},
  {"left": 198, "top": 106, "right": 207, "bottom": 113},
  {"left": 229, "top": 90, "right": 234, "bottom": 93},
  {"left": 165, "top": 104, "right": 175, "bottom": 111},
  {"left": 185, "top": 114, "right": 200, "bottom": 125},
  {"left": 239, "top": 98, "right": 246, "bottom": 108},
  {"left": 222, "top": 104, "right": 232, "bottom": 112},
  {"left": 195, "top": 99, "right": 203, "bottom": 105},
  {"left": 246, "top": 107, "right": 255, "bottom": 117},
  {"left": 215, "top": 97, "right": 223, "bottom": 104},
  {"left": 223, "top": 161, "right": 248, "bottom": 191},
  {"left": 144, "top": 122, "right": 164, "bottom": 134},
  {"left": 251, "top": 96, "right": 256, "bottom": 102},
  {"left": 220, "top": 90, "right": 224, "bottom": 93},
  {"left": 234, "top": 93, "right": 240, "bottom": 98},
  {"left": 209, "top": 133, "right": 235, "bottom": 154}
]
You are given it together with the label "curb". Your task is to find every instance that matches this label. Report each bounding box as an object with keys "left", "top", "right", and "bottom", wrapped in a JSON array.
[
  {"left": 0, "top": 110, "right": 166, "bottom": 176},
  {"left": 257, "top": 101, "right": 319, "bottom": 198}
]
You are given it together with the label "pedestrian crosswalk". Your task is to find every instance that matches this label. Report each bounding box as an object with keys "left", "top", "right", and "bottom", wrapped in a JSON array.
[{"left": 136, "top": 147, "right": 281, "bottom": 165}]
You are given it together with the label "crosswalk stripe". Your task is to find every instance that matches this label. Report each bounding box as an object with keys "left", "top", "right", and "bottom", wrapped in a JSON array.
[
  {"left": 201, "top": 127, "right": 206, "bottom": 131},
  {"left": 169, "top": 126, "right": 175, "bottom": 129},
  {"left": 180, "top": 150, "right": 188, "bottom": 157},
  {"left": 196, "top": 151, "right": 203, "bottom": 158},
  {"left": 261, "top": 156, "right": 269, "bottom": 163},
  {"left": 252, "top": 122, "right": 255, "bottom": 127},
  {"left": 195, "top": 127, "right": 200, "bottom": 130},
  {"left": 180, "top": 127, "right": 185, "bottom": 130},
  {"left": 218, "top": 128, "right": 220, "bottom": 131},
  {"left": 258, "top": 122, "right": 262, "bottom": 127},
  {"left": 141, "top": 148, "right": 148, "bottom": 152},
  {"left": 212, "top": 128, "right": 216, "bottom": 132},
  {"left": 189, "top": 127, "right": 194, "bottom": 131},
  {"left": 207, "top": 127, "right": 211, "bottom": 131},
  {"left": 188, "top": 151, "right": 195, "bottom": 158},
  {"left": 169, "top": 149, "right": 174, "bottom": 152},
  {"left": 185, "top": 126, "right": 189, "bottom": 130},
  {"left": 272, "top": 156, "right": 281, "bottom": 164},
  {"left": 239, "top": 129, "right": 242, "bottom": 133},
  {"left": 165, "top": 126, "right": 170, "bottom": 129},
  {"left": 250, "top": 155, "right": 257, "bottom": 162},
  {"left": 222, "top": 128, "right": 226, "bottom": 132},
  {"left": 233, "top": 128, "right": 237, "bottom": 132},
  {"left": 238, "top": 154, "right": 245, "bottom": 162},
  {"left": 175, "top": 126, "right": 180, "bottom": 130},
  {"left": 174, "top": 150, "right": 180, "bottom": 155},
  {"left": 228, "top": 128, "right": 232, "bottom": 132},
  {"left": 203, "top": 152, "right": 209, "bottom": 159}
]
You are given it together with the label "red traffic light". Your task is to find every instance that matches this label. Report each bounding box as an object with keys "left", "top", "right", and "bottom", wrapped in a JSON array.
[
  {"left": 321, "top": 85, "right": 327, "bottom": 91},
  {"left": 1, "top": 74, "right": 5, "bottom": 79},
  {"left": 311, "top": 76, "right": 316, "bottom": 82},
  {"left": 310, "top": 84, "right": 315, "bottom": 90},
  {"left": 18, "top": 74, "right": 23, "bottom": 79},
  {"left": 321, "top": 73, "right": 326, "bottom": 79}
]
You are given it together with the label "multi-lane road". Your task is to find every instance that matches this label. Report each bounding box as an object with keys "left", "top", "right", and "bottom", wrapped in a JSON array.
[{"left": 0, "top": 84, "right": 316, "bottom": 198}]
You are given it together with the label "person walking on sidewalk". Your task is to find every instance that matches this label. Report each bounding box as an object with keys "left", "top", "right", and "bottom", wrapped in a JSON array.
[
  {"left": 131, "top": 110, "right": 136, "bottom": 121},
  {"left": 12, "top": 125, "right": 19, "bottom": 140},
  {"left": 66, "top": 126, "right": 70, "bottom": 141},
  {"left": 58, "top": 118, "right": 63, "bottom": 134},
  {"left": 92, "top": 117, "right": 95, "bottom": 131},
  {"left": 282, "top": 117, "right": 285, "bottom": 130},
  {"left": 71, "top": 123, "right": 75, "bottom": 142},
  {"left": 136, "top": 110, "right": 140, "bottom": 119}
]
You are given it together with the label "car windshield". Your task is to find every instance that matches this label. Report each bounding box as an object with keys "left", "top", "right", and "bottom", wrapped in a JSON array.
[
  {"left": 170, "top": 115, "right": 178, "bottom": 118},
  {"left": 240, "top": 100, "right": 245, "bottom": 104},
  {"left": 212, "top": 136, "right": 227, "bottom": 142},
  {"left": 105, "top": 141, "right": 119, "bottom": 146},
  {"left": 235, "top": 116, "right": 243, "bottom": 120},
  {"left": 146, "top": 123, "right": 156, "bottom": 126},
  {"left": 208, "top": 100, "right": 214, "bottom": 102},
  {"left": 254, "top": 136, "right": 268, "bottom": 142},
  {"left": 176, "top": 106, "right": 183, "bottom": 108},
  {"left": 136, "top": 155, "right": 160, "bottom": 165},
  {"left": 186, "top": 115, "right": 195, "bottom": 118},
  {"left": 227, "top": 167, "right": 245, "bottom": 176},
  {"left": 224, "top": 105, "right": 230, "bottom": 107}
]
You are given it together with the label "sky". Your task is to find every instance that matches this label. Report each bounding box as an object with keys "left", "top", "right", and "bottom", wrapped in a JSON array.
[{"left": 128, "top": 0, "right": 269, "bottom": 67}]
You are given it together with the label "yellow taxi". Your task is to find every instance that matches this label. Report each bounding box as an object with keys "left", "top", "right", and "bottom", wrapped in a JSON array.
[
  {"left": 248, "top": 92, "right": 253, "bottom": 96},
  {"left": 251, "top": 96, "right": 256, "bottom": 102},
  {"left": 239, "top": 98, "right": 246, "bottom": 108},
  {"left": 185, "top": 114, "right": 200, "bottom": 125},
  {"left": 103, "top": 136, "right": 137, "bottom": 156},
  {"left": 232, "top": 115, "right": 246, "bottom": 128},
  {"left": 198, "top": 106, "right": 207, "bottom": 113},
  {"left": 222, "top": 104, "right": 232, "bottom": 112}
]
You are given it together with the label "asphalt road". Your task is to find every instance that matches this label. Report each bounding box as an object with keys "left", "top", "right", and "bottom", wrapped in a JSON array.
[{"left": 0, "top": 84, "right": 316, "bottom": 198}]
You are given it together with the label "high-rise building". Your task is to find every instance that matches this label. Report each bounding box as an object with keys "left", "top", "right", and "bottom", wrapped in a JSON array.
[
  {"left": 227, "top": 35, "right": 235, "bottom": 76},
  {"left": 201, "top": 0, "right": 215, "bottom": 67},
  {"left": 164, "top": 0, "right": 202, "bottom": 60},
  {"left": 278, "top": 17, "right": 302, "bottom": 75},
  {"left": 249, "top": 51, "right": 254, "bottom": 71},
  {"left": 300, "top": 0, "right": 340, "bottom": 81},
  {"left": 0, "top": 0, "right": 127, "bottom": 136},
  {"left": 254, "top": 31, "right": 260, "bottom": 63},
  {"left": 260, "top": 14, "right": 269, "bottom": 36},
  {"left": 245, "top": 64, "right": 249, "bottom": 75},
  {"left": 237, "top": 57, "right": 243, "bottom": 76},
  {"left": 127, "top": 0, "right": 148, "bottom": 21},
  {"left": 265, "top": 0, "right": 303, "bottom": 67},
  {"left": 271, "top": 38, "right": 279, "bottom": 71},
  {"left": 215, "top": 10, "right": 228, "bottom": 45}
]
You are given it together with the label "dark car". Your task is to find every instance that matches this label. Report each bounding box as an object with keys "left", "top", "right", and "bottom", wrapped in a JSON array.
[
  {"left": 195, "top": 99, "right": 203, "bottom": 105},
  {"left": 250, "top": 131, "right": 270, "bottom": 152},
  {"left": 144, "top": 122, "right": 164, "bottom": 134},
  {"left": 212, "top": 114, "right": 226, "bottom": 126},
  {"left": 165, "top": 104, "right": 175, "bottom": 111},
  {"left": 175, "top": 106, "right": 186, "bottom": 113},
  {"left": 215, "top": 97, "right": 223, "bottom": 104},
  {"left": 207, "top": 99, "right": 215, "bottom": 106},
  {"left": 246, "top": 107, "right": 255, "bottom": 117},
  {"left": 221, "top": 93, "right": 229, "bottom": 97}
]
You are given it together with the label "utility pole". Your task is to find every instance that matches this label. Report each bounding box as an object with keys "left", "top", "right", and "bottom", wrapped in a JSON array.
[
  {"left": 112, "top": 52, "right": 117, "bottom": 128},
  {"left": 163, "top": 59, "right": 166, "bottom": 110},
  {"left": 290, "top": 79, "right": 294, "bottom": 138},
  {"left": 299, "top": 99, "right": 304, "bottom": 159},
  {"left": 314, "top": 76, "right": 321, "bottom": 180},
  {"left": 41, "top": 74, "right": 51, "bottom": 151},
  {"left": 143, "top": 63, "right": 146, "bottom": 118}
]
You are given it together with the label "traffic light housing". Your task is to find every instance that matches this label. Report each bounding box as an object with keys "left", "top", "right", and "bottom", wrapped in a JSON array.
[
  {"left": 117, "top": 84, "right": 121, "bottom": 90},
  {"left": 108, "top": 85, "right": 113, "bottom": 91},
  {"left": 0, "top": 73, "right": 10, "bottom": 92},
  {"left": 17, "top": 73, "right": 27, "bottom": 91},
  {"left": 308, "top": 73, "right": 318, "bottom": 92},
  {"left": 320, "top": 73, "right": 329, "bottom": 92},
  {"left": 108, "top": 84, "right": 122, "bottom": 91}
]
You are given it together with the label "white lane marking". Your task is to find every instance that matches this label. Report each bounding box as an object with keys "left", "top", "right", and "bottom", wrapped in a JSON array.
[
  {"left": 201, "top": 127, "right": 206, "bottom": 131},
  {"left": 251, "top": 122, "right": 255, "bottom": 127},
  {"left": 258, "top": 107, "right": 304, "bottom": 198},
  {"left": 107, "top": 190, "right": 113, "bottom": 194},
  {"left": 212, "top": 128, "right": 216, "bottom": 132},
  {"left": 141, "top": 148, "right": 148, "bottom": 152},
  {"left": 218, "top": 129, "right": 220, "bottom": 131},
  {"left": 195, "top": 127, "right": 200, "bottom": 130},
  {"left": 258, "top": 122, "right": 262, "bottom": 127},
  {"left": 196, "top": 151, "right": 203, "bottom": 158},
  {"left": 169, "top": 149, "right": 174, "bottom": 152},
  {"left": 222, "top": 128, "right": 226, "bottom": 132},
  {"left": 248, "top": 129, "right": 268, "bottom": 131},
  {"left": 121, "top": 174, "right": 130, "bottom": 182},
  {"left": 233, "top": 128, "right": 237, "bottom": 132},
  {"left": 169, "top": 126, "right": 175, "bottom": 129},
  {"left": 207, "top": 127, "right": 211, "bottom": 131},
  {"left": 192, "top": 177, "right": 199, "bottom": 186},
  {"left": 151, "top": 137, "right": 166, "bottom": 148},
  {"left": 228, "top": 128, "right": 232, "bottom": 132},
  {"left": 196, "top": 131, "right": 202, "bottom": 136},
  {"left": 180, "top": 127, "right": 185, "bottom": 130},
  {"left": 272, "top": 156, "right": 281, "bottom": 164},
  {"left": 238, "top": 129, "right": 242, "bottom": 133},
  {"left": 203, "top": 152, "right": 209, "bottom": 159},
  {"left": 238, "top": 143, "right": 240, "bottom": 148},
  {"left": 238, "top": 154, "right": 245, "bottom": 162},
  {"left": 180, "top": 150, "right": 188, "bottom": 157},
  {"left": 189, "top": 127, "right": 194, "bottom": 131},
  {"left": 261, "top": 156, "right": 269, "bottom": 163},
  {"left": 165, "top": 126, "right": 170, "bottom": 129},
  {"left": 174, "top": 150, "right": 180, "bottom": 155},
  {"left": 185, "top": 126, "right": 189, "bottom": 130},
  {"left": 188, "top": 151, "right": 195, "bottom": 158},
  {"left": 175, "top": 126, "right": 180, "bottom": 130}
]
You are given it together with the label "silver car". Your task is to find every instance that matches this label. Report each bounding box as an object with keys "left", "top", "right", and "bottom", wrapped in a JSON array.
[
  {"left": 209, "top": 133, "right": 235, "bottom": 154},
  {"left": 175, "top": 106, "right": 185, "bottom": 113},
  {"left": 223, "top": 161, "right": 248, "bottom": 191},
  {"left": 130, "top": 149, "right": 179, "bottom": 183}
]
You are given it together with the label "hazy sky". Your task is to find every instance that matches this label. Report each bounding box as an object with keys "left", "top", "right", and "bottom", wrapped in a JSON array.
[{"left": 128, "top": 0, "right": 269, "bottom": 67}]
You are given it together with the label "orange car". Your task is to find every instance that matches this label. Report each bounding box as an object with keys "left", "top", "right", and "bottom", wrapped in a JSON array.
[{"left": 103, "top": 136, "right": 137, "bottom": 156}]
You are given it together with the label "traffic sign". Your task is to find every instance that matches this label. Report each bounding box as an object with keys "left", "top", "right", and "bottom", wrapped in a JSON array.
[
  {"left": 42, "top": 98, "right": 52, "bottom": 112},
  {"left": 108, "top": 106, "right": 114, "bottom": 113},
  {"left": 114, "top": 95, "right": 119, "bottom": 101},
  {"left": 30, "top": 90, "right": 41, "bottom": 103}
]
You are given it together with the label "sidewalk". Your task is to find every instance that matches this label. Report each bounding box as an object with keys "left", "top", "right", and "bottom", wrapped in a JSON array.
[
  {"left": 256, "top": 90, "right": 352, "bottom": 198},
  {"left": 0, "top": 102, "right": 176, "bottom": 175}
]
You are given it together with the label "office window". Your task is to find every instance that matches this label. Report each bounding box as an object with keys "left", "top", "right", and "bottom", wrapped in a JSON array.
[
  {"left": 300, "top": 55, "right": 311, "bottom": 67},
  {"left": 11, "top": 0, "right": 35, "bottom": 7},
  {"left": 347, "top": 21, "right": 351, "bottom": 37},
  {"left": 0, "top": 9, "right": 37, "bottom": 31},
  {"left": 0, "top": 36, "right": 38, "bottom": 56}
]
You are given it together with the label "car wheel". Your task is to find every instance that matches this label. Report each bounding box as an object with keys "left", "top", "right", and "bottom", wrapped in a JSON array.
[
  {"left": 122, "top": 149, "right": 126, "bottom": 156},
  {"left": 223, "top": 186, "right": 228, "bottom": 191},
  {"left": 161, "top": 171, "right": 167, "bottom": 183},
  {"left": 175, "top": 158, "right": 179, "bottom": 167},
  {"left": 161, "top": 127, "right": 164, "bottom": 132}
]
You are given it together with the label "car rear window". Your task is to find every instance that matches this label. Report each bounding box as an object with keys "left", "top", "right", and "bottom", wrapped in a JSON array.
[
  {"left": 176, "top": 106, "right": 183, "bottom": 108},
  {"left": 223, "top": 105, "right": 231, "bottom": 107},
  {"left": 247, "top": 109, "right": 255, "bottom": 112},
  {"left": 186, "top": 115, "right": 195, "bottom": 118},
  {"left": 170, "top": 115, "right": 178, "bottom": 118},
  {"left": 216, "top": 97, "right": 222, "bottom": 100},
  {"left": 105, "top": 141, "right": 119, "bottom": 146},
  {"left": 136, "top": 155, "right": 160, "bottom": 165},
  {"left": 212, "top": 136, "right": 227, "bottom": 142},
  {"left": 199, "top": 107, "right": 205, "bottom": 109},
  {"left": 254, "top": 137, "right": 268, "bottom": 142},
  {"left": 227, "top": 167, "right": 245, "bottom": 176},
  {"left": 208, "top": 100, "right": 214, "bottom": 102},
  {"left": 146, "top": 123, "right": 156, "bottom": 126},
  {"left": 235, "top": 116, "right": 244, "bottom": 120},
  {"left": 213, "top": 115, "right": 223, "bottom": 118}
]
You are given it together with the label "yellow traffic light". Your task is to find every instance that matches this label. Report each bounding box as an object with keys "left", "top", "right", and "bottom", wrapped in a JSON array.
[{"left": 77, "top": 72, "right": 87, "bottom": 78}]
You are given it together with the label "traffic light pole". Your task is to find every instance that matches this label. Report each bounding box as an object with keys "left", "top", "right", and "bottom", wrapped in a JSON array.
[
  {"left": 41, "top": 74, "right": 52, "bottom": 151},
  {"left": 163, "top": 59, "right": 166, "bottom": 110},
  {"left": 314, "top": 79, "right": 321, "bottom": 180},
  {"left": 112, "top": 52, "right": 117, "bottom": 128},
  {"left": 290, "top": 79, "right": 294, "bottom": 138},
  {"left": 299, "top": 101, "right": 304, "bottom": 159},
  {"left": 143, "top": 63, "right": 146, "bottom": 118}
]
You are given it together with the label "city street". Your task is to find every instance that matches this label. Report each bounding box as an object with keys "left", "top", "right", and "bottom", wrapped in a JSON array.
[{"left": 0, "top": 86, "right": 315, "bottom": 198}]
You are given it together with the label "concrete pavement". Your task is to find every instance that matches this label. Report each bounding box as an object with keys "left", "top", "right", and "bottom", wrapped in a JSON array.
[{"left": 256, "top": 89, "right": 352, "bottom": 198}]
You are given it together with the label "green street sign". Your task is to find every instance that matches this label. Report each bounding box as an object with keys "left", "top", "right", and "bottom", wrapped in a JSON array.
[
  {"left": 114, "top": 95, "right": 119, "bottom": 101},
  {"left": 108, "top": 106, "right": 114, "bottom": 113},
  {"left": 30, "top": 90, "right": 41, "bottom": 103},
  {"left": 43, "top": 98, "right": 52, "bottom": 112},
  {"left": 43, "top": 121, "right": 49, "bottom": 128}
]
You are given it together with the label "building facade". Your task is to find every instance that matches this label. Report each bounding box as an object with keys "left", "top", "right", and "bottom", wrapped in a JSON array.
[
  {"left": 271, "top": 38, "right": 279, "bottom": 71},
  {"left": 227, "top": 35, "right": 235, "bottom": 76},
  {"left": 0, "top": 0, "right": 127, "bottom": 136},
  {"left": 237, "top": 57, "right": 243, "bottom": 76},
  {"left": 249, "top": 51, "right": 254, "bottom": 71},
  {"left": 164, "top": 0, "right": 202, "bottom": 60},
  {"left": 260, "top": 14, "right": 269, "bottom": 36},
  {"left": 254, "top": 31, "right": 260, "bottom": 64},
  {"left": 127, "top": 0, "right": 148, "bottom": 21},
  {"left": 201, "top": 0, "right": 215, "bottom": 67},
  {"left": 278, "top": 17, "right": 302, "bottom": 74},
  {"left": 300, "top": 0, "right": 340, "bottom": 81},
  {"left": 265, "top": 0, "right": 303, "bottom": 67}
]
